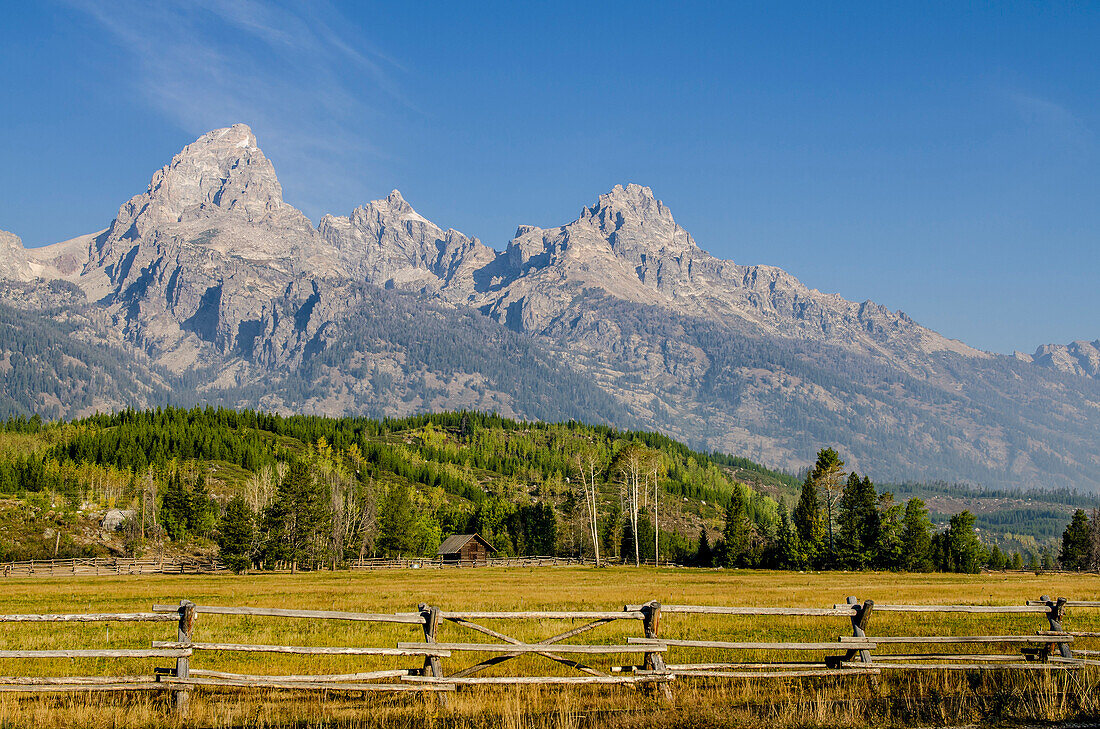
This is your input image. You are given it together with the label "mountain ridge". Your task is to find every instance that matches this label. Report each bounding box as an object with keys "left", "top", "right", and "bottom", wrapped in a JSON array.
[{"left": 2, "top": 124, "right": 1098, "bottom": 490}]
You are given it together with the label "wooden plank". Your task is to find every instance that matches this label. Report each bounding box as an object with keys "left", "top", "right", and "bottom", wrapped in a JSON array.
[
  {"left": 0, "top": 683, "right": 169, "bottom": 693},
  {"left": 153, "top": 641, "right": 449, "bottom": 657},
  {"left": 862, "top": 663, "right": 1075, "bottom": 671},
  {"left": 838, "top": 635, "right": 1072, "bottom": 644},
  {"left": 397, "top": 642, "right": 658, "bottom": 654},
  {"left": 872, "top": 654, "right": 1024, "bottom": 661},
  {"left": 841, "top": 604, "right": 1048, "bottom": 614},
  {"left": 0, "top": 676, "right": 159, "bottom": 685},
  {"left": 665, "top": 662, "right": 843, "bottom": 670},
  {"left": 151, "top": 604, "right": 425, "bottom": 624},
  {"left": 0, "top": 649, "right": 190, "bottom": 659},
  {"left": 189, "top": 669, "right": 413, "bottom": 682},
  {"left": 1043, "top": 630, "right": 1100, "bottom": 638},
  {"left": 1050, "top": 657, "right": 1100, "bottom": 667},
  {"left": 403, "top": 675, "right": 672, "bottom": 685},
  {"left": 0, "top": 613, "right": 176, "bottom": 623},
  {"left": 672, "top": 669, "right": 879, "bottom": 678},
  {"left": 163, "top": 677, "right": 453, "bottom": 692},
  {"left": 438, "top": 611, "right": 644, "bottom": 620},
  {"left": 627, "top": 605, "right": 856, "bottom": 617},
  {"left": 1028, "top": 600, "right": 1099, "bottom": 607},
  {"left": 630, "top": 638, "right": 875, "bottom": 651}
]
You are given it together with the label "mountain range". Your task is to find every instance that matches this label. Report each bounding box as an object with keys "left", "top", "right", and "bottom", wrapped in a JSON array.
[{"left": 3, "top": 124, "right": 1099, "bottom": 490}]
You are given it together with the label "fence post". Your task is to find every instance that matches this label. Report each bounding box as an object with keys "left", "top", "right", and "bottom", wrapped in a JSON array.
[
  {"left": 849, "top": 596, "right": 874, "bottom": 664},
  {"left": 640, "top": 600, "right": 674, "bottom": 701},
  {"left": 1041, "top": 595, "right": 1072, "bottom": 659},
  {"left": 175, "top": 600, "right": 196, "bottom": 718},
  {"left": 418, "top": 602, "right": 447, "bottom": 705},
  {"left": 828, "top": 596, "right": 874, "bottom": 668}
]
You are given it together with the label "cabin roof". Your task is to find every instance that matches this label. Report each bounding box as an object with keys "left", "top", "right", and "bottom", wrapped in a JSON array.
[{"left": 436, "top": 533, "right": 495, "bottom": 555}]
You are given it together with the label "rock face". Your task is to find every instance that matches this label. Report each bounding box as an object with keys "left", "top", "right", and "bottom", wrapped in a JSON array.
[
  {"left": 29, "top": 125, "right": 344, "bottom": 370},
  {"left": 1024, "top": 340, "right": 1100, "bottom": 378},
  {"left": 5, "top": 125, "right": 1100, "bottom": 490},
  {"left": 319, "top": 189, "right": 495, "bottom": 294},
  {"left": 0, "top": 230, "right": 33, "bottom": 282},
  {"left": 459, "top": 184, "right": 980, "bottom": 370}
]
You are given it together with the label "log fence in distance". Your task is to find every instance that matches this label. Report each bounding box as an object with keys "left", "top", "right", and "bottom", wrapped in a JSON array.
[{"left": 0, "top": 594, "right": 1098, "bottom": 716}]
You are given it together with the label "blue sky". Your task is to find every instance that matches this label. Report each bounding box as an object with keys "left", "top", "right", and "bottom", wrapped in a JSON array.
[{"left": 1, "top": 1, "right": 1097, "bottom": 355}]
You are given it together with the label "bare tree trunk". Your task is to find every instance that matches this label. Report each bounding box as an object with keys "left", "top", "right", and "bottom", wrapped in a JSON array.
[{"left": 653, "top": 470, "right": 659, "bottom": 566}]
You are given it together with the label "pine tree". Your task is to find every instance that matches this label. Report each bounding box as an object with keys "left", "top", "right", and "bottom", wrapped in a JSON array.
[
  {"left": 988, "top": 545, "right": 1006, "bottom": 570},
  {"left": 837, "top": 473, "right": 879, "bottom": 568},
  {"left": 189, "top": 472, "right": 217, "bottom": 538},
  {"left": 772, "top": 503, "right": 804, "bottom": 569},
  {"left": 259, "top": 461, "right": 330, "bottom": 569},
  {"left": 377, "top": 484, "right": 419, "bottom": 557},
  {"left": 160, "top": 469, "right": 189, "bottom": 541},
  {"left": 900, "top": 498, "right": 934, "bottom": 572},
  {"left": 721, "top": 488, "right": 751, "bottom": 567},
  {"left": 695, "top": 527, "right": 713, "bottom": 567},
  {"left": 875, "top": 491, "right": 903, "bottom": 569},
  {"left": 216, "top": 496, "right": 255, "bottom": 574},
  {"left": 946, "top": 510, "right": 984, "bottom": 574},
  {"left": 1060, "top": 509, "right": 1091, "bottom": 570},
  {"left": 793, "top": 472, "right": 826, "bottom": 567}
]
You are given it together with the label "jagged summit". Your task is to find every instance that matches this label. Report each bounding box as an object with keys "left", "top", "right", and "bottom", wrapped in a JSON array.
[
  {"left": 107, "top": 123, "right": 296, "bottom": 240},
  {"left": 1025, "top": 339, "right": 1100, "bottom": 378},
  {"left": 585, "top": 183, "right": 669, "bottom": 223},
  {"left": 574, "top": 183, "right": 698, "bottom": 257},
  {"left": 320, "top": 190, "right": 494, "bottom": 292}
]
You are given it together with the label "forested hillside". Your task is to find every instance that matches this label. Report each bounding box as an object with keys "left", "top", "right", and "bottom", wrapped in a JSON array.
[
  {"left": 1, "top": 407, "right": 1090, "bottom": 572},
  {"left": 0, "top": 282, "right": 172, "bottom": 418},
  {"left": 0, "top": 408, "right": 776, "bottom": 565}
]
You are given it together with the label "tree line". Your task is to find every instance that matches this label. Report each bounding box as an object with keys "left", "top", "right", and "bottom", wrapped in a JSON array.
[{"left": 3, "top": 409, "right": 1091, "bottom": 573}]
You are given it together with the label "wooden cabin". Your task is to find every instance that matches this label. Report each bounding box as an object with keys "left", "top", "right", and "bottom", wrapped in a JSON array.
[{"left": 436, "top": 534, "right": 495, "bottom": 565}]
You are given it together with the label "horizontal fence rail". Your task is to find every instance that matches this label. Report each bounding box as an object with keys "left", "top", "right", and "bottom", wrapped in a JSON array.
[
  {"left": 1, "top": 594, "right": 1099, "bottom": 717},
  {"left": 151, "top": 604, "right": 426, "bottom": 624}
]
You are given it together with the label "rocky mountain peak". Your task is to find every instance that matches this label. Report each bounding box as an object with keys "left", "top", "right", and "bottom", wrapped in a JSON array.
[
  {"left": 320, "top": 191, "right": 494, "bottom": 294},
  {"left": 577, "top": 183, "right": 697, "bottom": 257},
  {"left": 588, "top": 183, "right": 665, "bottom": 218},
  {"left": 344, "top": 189, "right": 440, "bottom": 233},
  {"left": 383, "top": 189, "right": 412, "bottom": 212},
  {"left": 0, "top": 230, "right": 33, "bottom": 282},
  {"left": 107, "top": 123, "right": 291, "bottom": 243},
  {"left": 1028, "top": 339, "right": 1100, "bottom": 378}
]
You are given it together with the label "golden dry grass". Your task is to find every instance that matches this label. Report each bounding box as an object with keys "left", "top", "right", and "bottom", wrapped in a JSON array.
[{"left": 0, "top": 567, "right": 1099, "bottom": 728}]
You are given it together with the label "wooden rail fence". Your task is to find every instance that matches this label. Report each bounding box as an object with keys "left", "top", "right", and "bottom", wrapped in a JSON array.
[
  {"left": 0, "top": 595, "right": 1097, "bottom": 717},
  {"left": 0, "top": 556, "right": 605, "bottom": 577},
  {"left": 0, "top": 557, "right": 227, "bottom": 577}
]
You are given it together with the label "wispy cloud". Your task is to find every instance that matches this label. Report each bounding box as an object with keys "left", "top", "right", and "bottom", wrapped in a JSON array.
[
  {"left": 1006, "top": 91, "right": 1094, "bottom": 153},
  {"left": 63, "top": 0, "right": 411, "bottom": 218}
]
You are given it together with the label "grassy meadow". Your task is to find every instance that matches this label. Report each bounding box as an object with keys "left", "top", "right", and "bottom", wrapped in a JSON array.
[{"left": 1, "top": 566, "right": 1100, "bottom": 728}]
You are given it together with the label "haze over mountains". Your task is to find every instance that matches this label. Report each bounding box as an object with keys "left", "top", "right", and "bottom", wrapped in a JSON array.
[{"left": 2, "top": 124, "right": 1099, "bottom": 490}]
